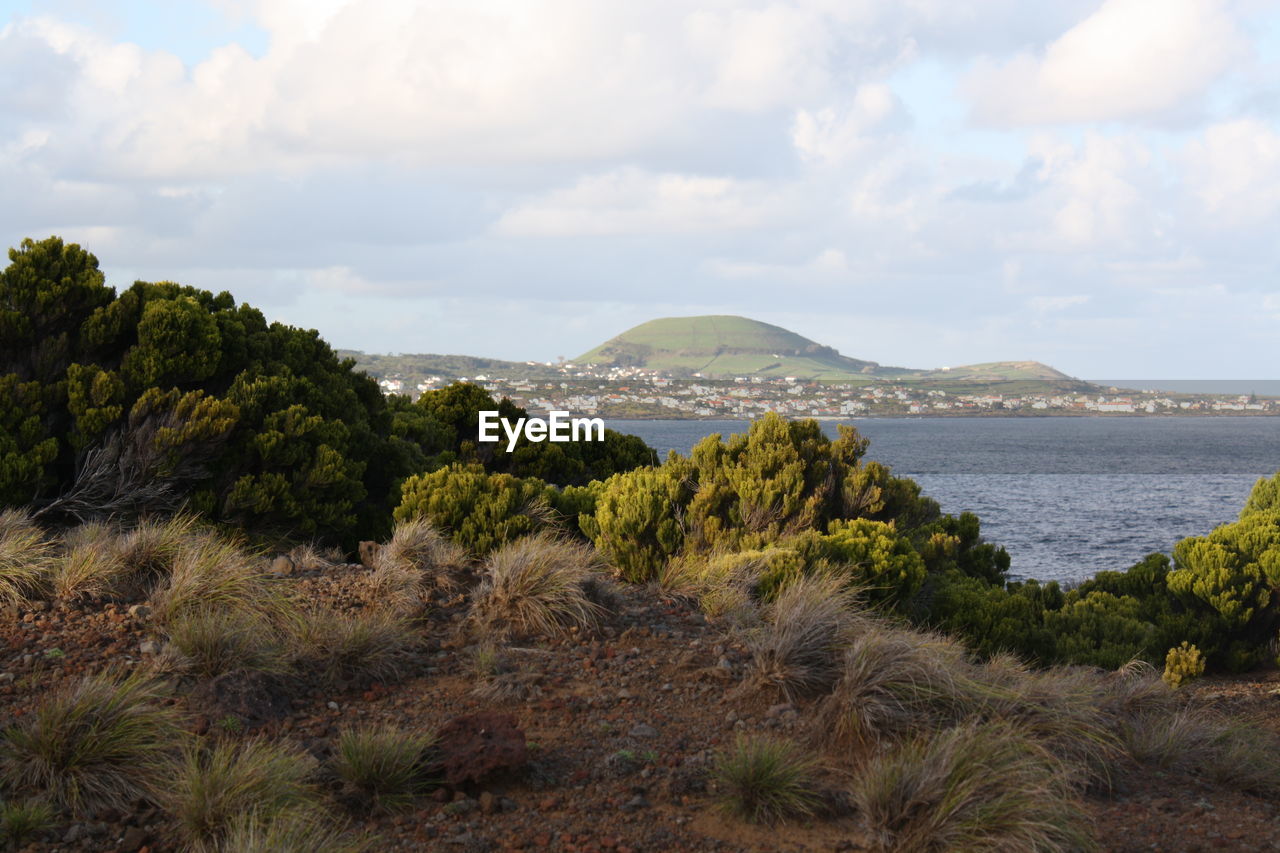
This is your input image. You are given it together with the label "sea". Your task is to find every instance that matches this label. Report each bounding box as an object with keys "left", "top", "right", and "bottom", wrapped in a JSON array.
[{"left": 607, "top": 416, "right": 1280, "bottom": 586}]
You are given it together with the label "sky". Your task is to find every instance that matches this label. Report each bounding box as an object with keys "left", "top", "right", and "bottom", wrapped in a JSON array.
[{"left": 2, "top": 0, "right": 1278, "bottom": 378}]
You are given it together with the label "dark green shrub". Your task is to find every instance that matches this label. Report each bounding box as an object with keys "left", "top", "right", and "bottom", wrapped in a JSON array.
[{"left": 394, "top": 463, "right": 556, "bottom": 555}]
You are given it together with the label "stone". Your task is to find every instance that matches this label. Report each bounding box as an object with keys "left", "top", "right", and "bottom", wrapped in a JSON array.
[
  {"left": 358, "top": 540, "right": 382, "bottom": 569},
  {"left": 119, "top": 826, "right": 151, "bottom": 850},
  {"left": 628, "top": 723, "right": 658, "bottom": 739},
  {"left": 127, "top": 604, "right": 151, "bottom": 618},
  {"left": 433, "top": 713, "right": 529, "bottom": 786},
  {"left": 138, "top": 640, "right": 160, "bottom": 656},
  {"left": 187, "top": 669, "right": 292, "bottom": 728},
  {"left": 479, "top": 791, "right": 495, "bottom": 814},
  {"left": 0, "top": 673, "right": 14, "bottom": 684},
  {"left": 269, "top": 554, "right": 296, "bottom": 576}
]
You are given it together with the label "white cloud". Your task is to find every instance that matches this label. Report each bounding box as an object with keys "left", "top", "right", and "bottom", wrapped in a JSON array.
[
  {"left": 963, "top": 0, "right": 1246, "bottom": 125},
  {"left": 1183, "top": 118, "right": 1280, "bottom": 227},
  {"left": 492, "top": 168, "right": 784, "bottom": 237}
]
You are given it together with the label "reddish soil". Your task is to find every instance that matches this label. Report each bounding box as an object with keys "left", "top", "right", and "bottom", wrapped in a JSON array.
[{"left": 3, "top": 562, "right": 1279, "bottom": 852}]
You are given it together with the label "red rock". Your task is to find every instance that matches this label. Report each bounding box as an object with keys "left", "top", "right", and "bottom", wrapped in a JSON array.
[{"left": 433, "top": 712, "right": 529, "bottom": 786}]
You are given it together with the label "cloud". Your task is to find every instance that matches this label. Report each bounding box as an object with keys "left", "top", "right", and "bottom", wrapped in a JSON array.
[
  {"left": 963, "top": 0, "right": 1247, "bottom": 125},
  {"left": 1182, "top": 118, "right": 1280, "bottom": 227}
]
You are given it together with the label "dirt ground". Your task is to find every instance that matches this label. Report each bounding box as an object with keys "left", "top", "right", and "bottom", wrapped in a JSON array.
[{"left": 3, "top": 561, "right": 1279, "bottom": 852}]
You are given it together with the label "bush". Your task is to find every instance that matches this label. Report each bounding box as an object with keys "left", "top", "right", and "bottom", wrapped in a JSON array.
[
  {"left": 712, "top": 734, "right": 821, "bottom": 824},
  {"left": 159, "top": 738, "right": 316, "bottom": 849},
  {"left": 331, "top": 725, "right": 437, "bottom": 814},
  {"left": 469, "top": 534, "right": 611, "bottom": 639},
  {"left": 0, "top": 672, "right": 182, "bottom": 816},
  {"left": 394, "top": 464, "right": 556, "bottom": 555},
  {"left": 581, "top": 462, "right": 694, "bottom": 583},
  {"left": 1162, "top": 641, "right": 1205, "bottom": 689},
  {"left": 849, "top": 721, "right": 1094, "bottom": 853},
  {"left": 747, "top": 572, "right": 862, "bottom": 700},
  {"left": 288, "top": 607, "right": 417, "bottom": 688},
  {"left": 0, "top": 509, "right": 52, "bottom": 604}
]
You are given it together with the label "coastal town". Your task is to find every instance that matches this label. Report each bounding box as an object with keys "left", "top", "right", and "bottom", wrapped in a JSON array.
[{"left": 367, "top": 363, "right": 1279, "bottom": 418}]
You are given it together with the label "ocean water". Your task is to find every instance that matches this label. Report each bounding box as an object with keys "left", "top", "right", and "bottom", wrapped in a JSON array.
[{"left": 608, "top": 417, "right": 1280, "bottom": 585}]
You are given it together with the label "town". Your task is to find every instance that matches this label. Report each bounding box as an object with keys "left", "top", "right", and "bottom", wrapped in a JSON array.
[{"left": 366, "top": 362, "right": 1279, "bottom": 419}]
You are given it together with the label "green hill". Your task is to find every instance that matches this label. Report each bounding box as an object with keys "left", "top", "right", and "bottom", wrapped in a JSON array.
[
  {"left": 576, "top": 315, "right": 885, "bottom": 378},
  {"left": 575, "top": 316, "right": 1075, "bottom": 382}
]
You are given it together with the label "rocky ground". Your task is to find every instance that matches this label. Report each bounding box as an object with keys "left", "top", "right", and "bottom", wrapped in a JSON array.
[{"left": 3, "top": 559, "right": 1280, "bottom": 852}]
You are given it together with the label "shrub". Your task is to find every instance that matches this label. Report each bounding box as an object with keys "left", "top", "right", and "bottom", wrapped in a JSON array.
[
  {"left": 849, "top": 721, "right": 1094, "bottom": 853},
  {"left": 159, "top": 738, "right": 316, "bottom": 849},
  {"left": 747, "top": 572, "right": 863, "bottom": 700},
  {"left": 331, "top": 725, "right": 437, "bottom": 814},
  {"left": 1162, "top": 641, "right": 1205, "bottom": 689},
  {"left": 470, "top": 534, "right": 611, "bottom": 639},
  {"left": 165, "top": 609, "right": 285, "bottom": 679},
  {"left": 288, "top": 607, "right": 417, "bottom": 688},
  {"left": 0, "top": 508, "right": 53, "bottom": 604},
  {"left": 394, "top": 463, "right": 556, "bottom": 555},
  {"left": 580, "top": 462, "right": 693, "bottom": 583},
  {"left": 214, "top": 807, "right": 377, "bottom": 853},
  {"left": 51, "top": 531, "right": 126, "bottom": 601},
  {"left": 0, "top": 672, "right": 182, "bottom": 816},
  {"left": 712, "top": 734, "right": 821, "bottom": 824},
  {"left": 0, "top": 799, "right": 55, "bottom": 848}
]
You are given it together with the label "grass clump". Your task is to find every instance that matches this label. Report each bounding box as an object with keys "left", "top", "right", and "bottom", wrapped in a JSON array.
[
  {"left": 113, "top": 514, "right": 202, "bottom": 596},
  {"left": 331, "top": 724, "right": 437, "bottom": 814},
  {"left": 0, "top": 672, "right": 181, "bottom": 816},
  {"left": 816, "top": 626, "right": 970, "bottom": 748},
  {"left": 51, "top": 520, "right": 126, "bottom": 601},
  {"left": 365, "top": 520, "right": 467, "bottom": 614},
  {"left": 747, "top": 572, "right": 863, "bottom": 700},
  {"left": 1122, "top": 709, "right": 1280, "bottom": 796},
  {"left": 469, "top": 533, "right": 611, "bottom": 639},
  {"left": 164, "top": 609, "right": 286, "bottom": 679},
  {"left": 215, "top": 808, "right": 377, "bottom": 853},
  {"left": 0, "top": 509, "right": 54, "bottom": 605},
  {"left": 712, "top": 734, "right": 821, "bottom": 824},
  {"left": 158, "top": 738, "right": 316, "bottom": 850},
  {"left": 288, "top": 607, "right": 417, "bottom": 688},
  {"left": 850, "top": 721, "right": 1094, "bottom": 853},
  {"left": 150, "top": 531, "right": 283, "bottom": 626},
  {"left": 0, "top": 799, "right": 56, "bottom": 848}
]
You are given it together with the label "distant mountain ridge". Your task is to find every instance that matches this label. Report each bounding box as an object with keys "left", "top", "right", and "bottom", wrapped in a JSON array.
[{"left": 577, "top": 315, "right": 1073, "bottom": 381}]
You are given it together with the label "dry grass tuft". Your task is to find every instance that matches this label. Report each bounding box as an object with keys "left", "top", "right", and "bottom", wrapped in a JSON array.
[
  {"left": 365, "top": 520, "right": 469, "bottom": 614},
  {"left": 747, "top": 572, "right": 864, "bottom": 700},
  {"left": 0, "top": 672, "right": 182, "bottom": 816},
  {"left": 159, "top": 738, "right": 316, "bottom": 850},
  {"left": 164, "top": 609, "right": 286, "bottom": 679},
  {"left": 713, "top": 734, "right": 822, "bottom": 824},
  {"left": 0, "top": 508, "right": 54, "bottom": 605},
  {"left": 815, "top": 626, "right": 971, "bottom": 748},
  {"left": 331, "top": 724, "right": 437, "bottom": 814},
  {"left": 469, "top": 534, "right": 612, "bottom": 639},
  {"left": 51, "top": 522, "right": 127, "bottom": 600},
  {"left": 287, "top": 542, "right": 346, "bottom": 573},
  {"left": 850, "top": 721, "right": 1095, "bottom": 853},
  {"left": 1122, "top": 708, "right": 1280, "bottom": 796},
  {"left": 114, "top": 514, "right": 203, "bottom": 596},
  {"left": 0, "top": 799, "right": 56, "bottom": 848},
  {"left": 215, "top": 807, "right": 377, "bottom": 853},
  {"left": 149, "top": 532, "right": 282, "bottom": 626},
  {"left": 287, "top": 606, "right": 418, "bottom": 688}
]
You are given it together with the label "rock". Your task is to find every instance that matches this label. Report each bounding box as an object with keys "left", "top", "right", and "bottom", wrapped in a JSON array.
[
  {"left": 327, "top": 701, "right": 340, "bottom": 711},
  {"left": 63, "top": 824, "right": 88, "bottom": 844},
  {"left": 766, "top": 703, "right": 794, "bottom": 718},
  {"left": 358, "top": 540, "right": 382, "bottom": 569},
  {"left": 432, "top": 712, "right": 529, "bottom": 786},
  {"left": 119, "top": 826, "right": 151, "bottom": 849},
  {"left": 499, "top": 796, "right": 518, "bottom": 813},
  {"left": 187, "top": 669, "right": 293, "bottom": 728},
  {"left": 138, "top": 640, "right": 160, "bottom": 656},
  {"left": 127, "top": 604, "right": 151, "bottom": 618},
  {"left": 622, "top": 794, "right": 651, "bottom": 811},
  {"left": 479, "top": 791, "right": 495, "bottom": 814},
  {"left": 30, "top": 600, "right": 48, "bottom": 612},
  {"left": 0, "top": 673, "right": 14, "bottom": 684},
  {"left": 628, "top": 723, "right": 658, "bottom": 739},
  {"left": 269, "top": 554, "right": 295, "bottom": 576},
  {"left": 617, "top": 688, "right": 633, "bottom": 699}
]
